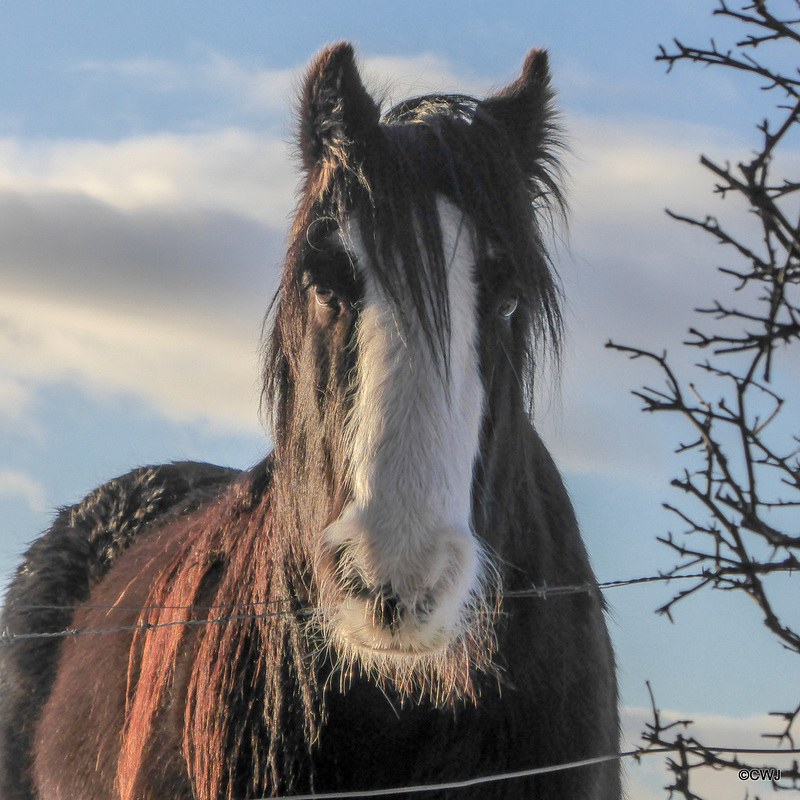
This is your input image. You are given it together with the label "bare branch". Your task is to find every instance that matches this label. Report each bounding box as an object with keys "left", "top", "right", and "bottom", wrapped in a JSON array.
[{"left": 620, "top": 5, "right": 800, "bottom": 792}]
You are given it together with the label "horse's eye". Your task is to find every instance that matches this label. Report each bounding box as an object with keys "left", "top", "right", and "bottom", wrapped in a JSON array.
[
  {"left": 498, "top": 297, "right": 518, "bottom": 318},
  {"left": 315, "top": 286, "right": 336, "bottom": 307}
]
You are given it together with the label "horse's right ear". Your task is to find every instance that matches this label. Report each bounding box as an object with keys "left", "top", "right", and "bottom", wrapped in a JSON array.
[
  {"left": 298, "top": 42, "right": 381, "bottom": 172},
  {"left": 477, "top": 49, "right": 559, "bottom": 181}
]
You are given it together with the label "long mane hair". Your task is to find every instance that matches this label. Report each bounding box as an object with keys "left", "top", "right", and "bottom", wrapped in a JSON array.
[{"left": 91, "top": 44, "right": 571, "bottom": 800}]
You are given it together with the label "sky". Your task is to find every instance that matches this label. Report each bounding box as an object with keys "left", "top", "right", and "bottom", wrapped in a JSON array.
[{"left": 1, "top": 2, "right": 798, "bottom": 798}]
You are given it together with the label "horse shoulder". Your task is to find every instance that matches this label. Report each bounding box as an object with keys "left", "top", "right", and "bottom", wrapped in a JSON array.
[{"left": 0, "top": 461, "right": 237, "bottom": 800}]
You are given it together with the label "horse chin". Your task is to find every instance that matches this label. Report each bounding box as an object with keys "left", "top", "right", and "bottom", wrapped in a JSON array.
[
  {"left": 317, "top": 572, "right": 484, "bottom": 662},
  {"left": 330, "top": 591, "right": 467, "bottom": 657},
  {"left": 317, "top": 588, "right": 498, "bottom": 706}
]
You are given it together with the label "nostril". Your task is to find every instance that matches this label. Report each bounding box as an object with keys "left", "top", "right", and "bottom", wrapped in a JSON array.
[
  {"left": 332, "top": 544, "right": 371, "bottom": 599},
  {"left": 414, "top": 591, "right": 436, "bottom": 621},
  {"left": 338, "top": 568, "right": 371, "bottom": 600},
  {"left": 326, "top": 534, "right": 459, "bottom": 640},
  {"left": 373, "top": 589, "right": 403, "bottom": 632}
]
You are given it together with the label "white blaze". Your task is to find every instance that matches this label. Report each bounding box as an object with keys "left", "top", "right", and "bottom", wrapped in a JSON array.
[{"left": 322, "top": 199, "right": 486, "bottom": 654}]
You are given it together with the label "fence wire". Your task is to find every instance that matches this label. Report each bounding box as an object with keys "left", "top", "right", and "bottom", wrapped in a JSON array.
[
  {"left": 265, "top": 751, "right": 629, "bottom": 799},
  {"left": 0, "top": 570, "right": 740, "bottom": 644},
  {"left": 257, "top": 745, "right": 800, "bottom": 799}
]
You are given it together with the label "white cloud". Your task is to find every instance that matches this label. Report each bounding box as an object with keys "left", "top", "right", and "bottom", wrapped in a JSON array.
[
  {"left": 622, "top": 706, "right": 796, "bottom": 800},
  {"left": 361, "top": 52, "right": 490, "bottom": 107},
  {"left": 0, "top": 130, "right": 296, "bottom": 225},
  {"left": 73, "top": 48, "right": 489, "bottom": 120},
  {"left": 0, "top": 291, "right": 262, "bottom": 434},
  {"left": 0, "top": 375, "right": 31, "bottom": 421},
  {"left": 74, "top": 49, "right": 299, "bottom": 116},
  {"left": 74, "top": 55, "right": 193, "bottom": 92},
  {"left": 563, "top": 112, "right": 760, "bottom": 228},
  {"left": 0, "top": 50, "right": 491, "bottom": 225},
  {"left": 199, "top": 51, "right": 299, "bottom": 113},
  {"left": 537, "top": 111, "right": 799, "bottom": 480},
  {"left": 0, "top": 469, "right": 46, "bottom": 512}
]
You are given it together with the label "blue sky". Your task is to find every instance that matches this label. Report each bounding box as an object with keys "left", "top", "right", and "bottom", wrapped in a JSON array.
[{"left": 1, "top": 2, "right": 798, "bottom": 797}]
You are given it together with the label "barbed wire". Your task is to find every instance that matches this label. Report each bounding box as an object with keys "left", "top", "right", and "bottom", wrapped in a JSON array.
[
  {"left": 0, "top": 609, "right": 319, "bottom": 643},
  {"left": 0, "top": 569, "right": 768, "bottom": 645},
  {"left": 3, "top": 568, "right": 797, "bottom": 645}
]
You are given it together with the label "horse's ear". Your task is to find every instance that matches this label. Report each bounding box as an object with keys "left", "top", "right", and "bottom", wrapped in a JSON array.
[
  {"left": 477, "top": 49, "right": 559, "bottom": 179},
  {"left": 298, "top": 42, "right": 381, "bottom": 171}
]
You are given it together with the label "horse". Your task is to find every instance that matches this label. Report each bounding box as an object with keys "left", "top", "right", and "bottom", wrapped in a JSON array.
[{"left": 0, "top": 43, "right": 620, "bottom": 799}]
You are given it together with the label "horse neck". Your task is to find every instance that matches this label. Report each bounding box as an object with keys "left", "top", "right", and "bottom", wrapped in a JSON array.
[{"left": 471, "top": 402, "right": 585, "bottom": 593}]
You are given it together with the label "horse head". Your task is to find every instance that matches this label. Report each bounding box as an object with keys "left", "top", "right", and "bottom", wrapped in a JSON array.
[{"left": 265, "top": 42, "right": 564, "bottom": 694}]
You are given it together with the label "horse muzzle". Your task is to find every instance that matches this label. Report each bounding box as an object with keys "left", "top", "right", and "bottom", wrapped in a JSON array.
[{"left": 316, "top": 502, "right": 485, "bottom": 656}]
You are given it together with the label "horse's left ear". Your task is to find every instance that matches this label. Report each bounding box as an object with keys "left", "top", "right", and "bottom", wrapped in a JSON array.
[
  {"left": 477, "top": 49, "right": 558, "bottom": 178},
  {"left": 298, "top": 42, "right": 381, "bottom": 172}
]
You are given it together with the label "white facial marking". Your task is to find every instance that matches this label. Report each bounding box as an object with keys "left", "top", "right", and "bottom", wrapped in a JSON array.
[{"left": 320, "top": 199, "right": 487, "bottom": 656}]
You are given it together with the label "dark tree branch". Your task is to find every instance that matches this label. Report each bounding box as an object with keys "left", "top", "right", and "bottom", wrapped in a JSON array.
[{"left": 614, "top": 3, "right": 800, "bottom": 795}]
